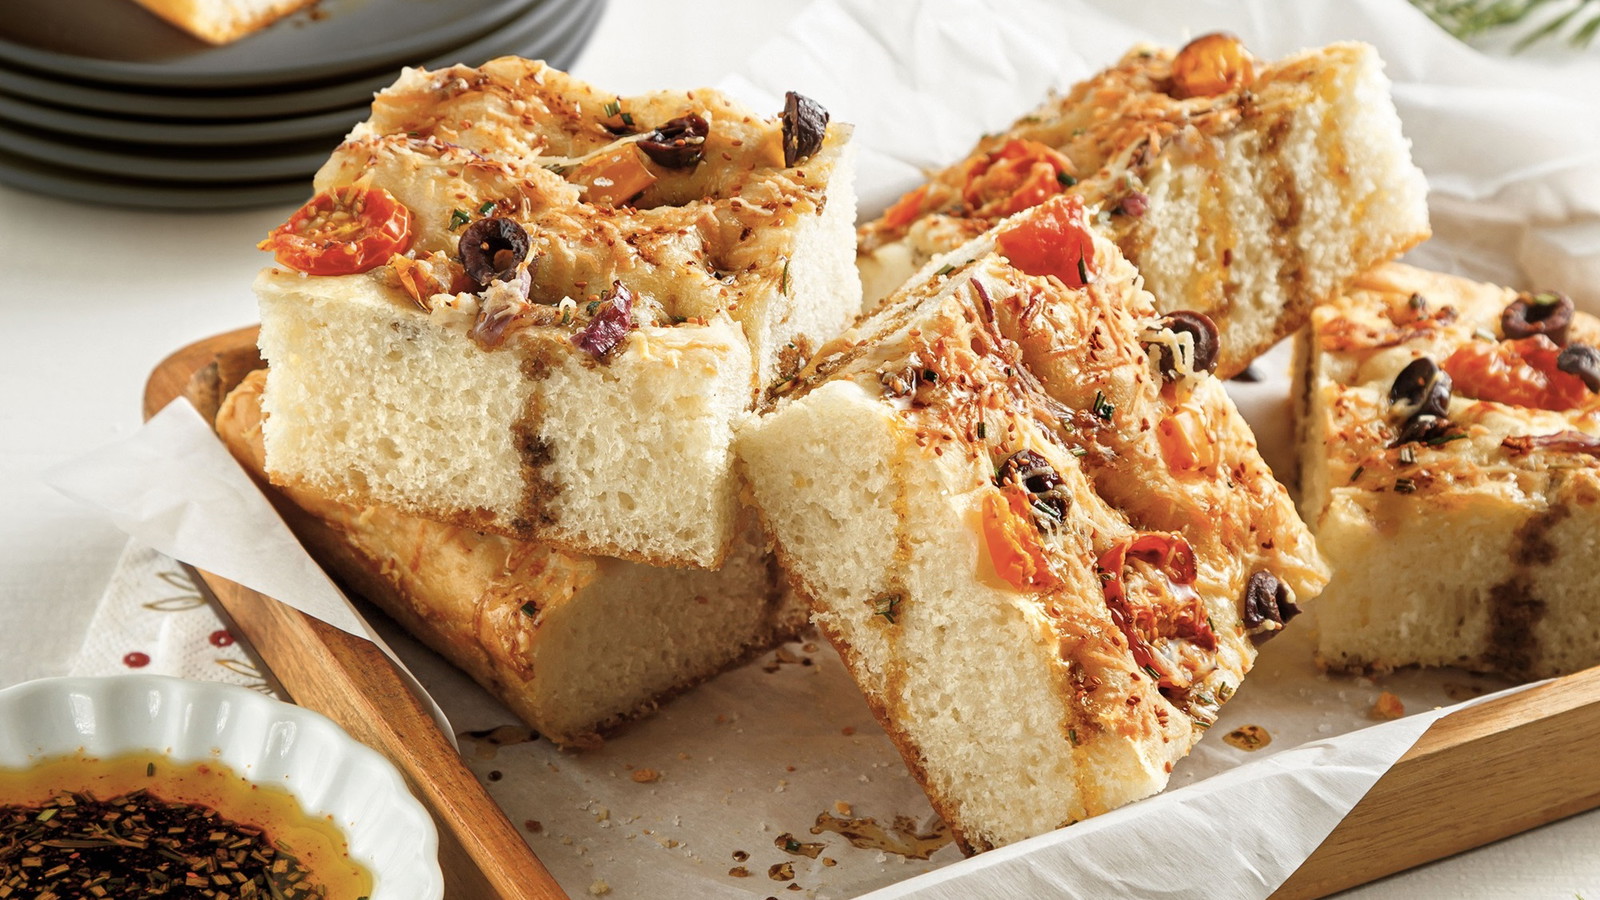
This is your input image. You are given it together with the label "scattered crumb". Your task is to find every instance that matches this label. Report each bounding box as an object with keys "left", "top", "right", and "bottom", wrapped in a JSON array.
[
  {"left": 587, "top": 879, "right": 611, "bottom": 896},
  {"left": 632, "top": 768, "right": 661, "bottom": 784},
  {"left": 786, "top": 885, "right": 803, "bottom": 892},
  {"left": 1371, "top": 691, "right": 1406, "bottom": 720},
  {"left": 524, "top": 819, "right": 542, "bottom": 834},
  {"left": 487, "top": 770, "right": 503, "bottom": 782},
  {"left": 1223, "top": 724, "right": 1272, "bottom": 752},
  {"left": 804, "top": 642, "right": 819, "bottom": 653},
  {"left": 678, "top": 752, "right": 691, "bottom": 760},
  {"left": 733, "top": 849, "right": 750, "bottom": 861},
  {"left": 768, "top": 861, "right": 795, "bottom": 881},
  {"left": 822, "top": 857, "right": 837, "bottom": 867},
  {"left": 841, "top": 726, "right": 855, "bottom": 736},
  {"left": 594, "top": 807, "right": 610, "bottom": 823},
  {"left": 834, "top": 801, "right": 852, "bottom": 816},
  {"left": 716, "top": 714, "right": 729, "bottom": 724},
  {"left": 729, "top": 866, "right": 751, "bottom": 878},
  {"left": 786, "top": 765, "right": 796, "bottom": 772},
  {"left": 561, "top": 836, "right": 574, "bottom": 846}
]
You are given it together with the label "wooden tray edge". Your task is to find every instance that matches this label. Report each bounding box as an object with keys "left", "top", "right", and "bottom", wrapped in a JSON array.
[{"left": 143, "top": 326, "right": 570, "bottom": 900}]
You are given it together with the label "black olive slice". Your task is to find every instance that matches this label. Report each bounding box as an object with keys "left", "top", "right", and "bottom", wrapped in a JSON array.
[
  {"left": 459, "top": 216, "right": 531, "bottom": 287},
  {"left": 1501, "top": 290, "right": 1574, "bottom": 345},
  {"left": 781, "top": 91, "right": 828, "bottom": 168},
  {"left": 1388, "top": 357, "right": 1452, "bottom": 421},
  {"left": 1241, "top": 570, "right": 1298, "bottom": 643},
  {"left": 994, "top": 449, "right": 1068, "bottom": 527},
  {"left": 1148, "top": 310, "right": 1220, "bottom": 380},
  {"left": 638, "top": 114, "right": 709, "bottom": 169},
  {"left": 1557, "top": 343, "right": 1600, "bottom": 393}
]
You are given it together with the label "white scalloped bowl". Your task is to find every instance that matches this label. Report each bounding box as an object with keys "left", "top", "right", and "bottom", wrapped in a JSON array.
[{"left": 0, "top": 675, "right": 442, "bottom": 899}]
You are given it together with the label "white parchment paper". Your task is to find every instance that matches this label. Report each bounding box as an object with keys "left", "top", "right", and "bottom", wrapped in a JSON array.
[{"left": 44, "top": 0, "right": 1600, "bottom": 897}]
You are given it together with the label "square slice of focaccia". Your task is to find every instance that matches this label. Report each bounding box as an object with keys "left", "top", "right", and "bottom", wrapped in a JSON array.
[
  {"left": 858, "top": 35, "right": 1429, "bottom": 378},
  {"left": 1297, "top": 263, "right": 1600, "bottom": 680},
  {"left": 739, "top": 195, "right": 1328, "bottom": 853},
  {"left": 256, "top": 59, "right": 859, "bottom": 569},
  {"left": 218, "top": 369, "right": 806, "bottom": 748}
]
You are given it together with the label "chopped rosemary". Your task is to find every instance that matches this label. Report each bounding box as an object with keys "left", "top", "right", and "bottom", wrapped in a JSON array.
[
  {"left": 1068, "top": 728, "right": 1080, "bottom": 746},
  {"left": 935, "top": 263, "right": 955, "bottom": 277},
  {"left": 873, "top": 595, "right": 902, "bottom": 625},
  {"left": 976, "top": 422, "right": 987, "bottom": 439},
  {"left": 1056, "top": 171, "right": 1077, "bottom": 187},
  {"left": 780, "top": 259, "right": 791, "bottom": 296},
  {"left": 602, "top": 99, "right": 622, "bottom": 118},
  {"left": 448, "top": 208, "right": 472, "bottom": 230},
  {"left": 1425, "top": 431, "right": 1469, "bottom": 446},
  {"left": 477, "top": 200, "right": 496, "bottom": 216},
  {"left": 2, "top": 790, "right": 330, "bottom": 898},
  {"left": 1395, "top": 477, "right": 1418, "bottom": 494},
  {"left": 1092, "top": 390, "right": 1115, "bottom": 421},
  {"left": 1398, "top": 445, "right": 1417, "bottom": 466},
  {"left": 519, "top": 601, "right": 538, "bottom": 618},
  {"left": 1076, "top": 256, "right": 1091, "bottom": 285},
  {"left": 1070, "top": 447, "right": 1089, "bottom": 457},
  {"left": 1350, "top": 465, "right": 1364, "bottom": 482}
]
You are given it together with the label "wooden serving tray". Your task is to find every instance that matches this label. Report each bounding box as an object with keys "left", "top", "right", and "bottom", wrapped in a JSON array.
[
  {"left": 144, "top": 326, "right": 570, "bottom": 900},
  {"left": 147, "top": 327, "right": 1600, "bottom": 900}
]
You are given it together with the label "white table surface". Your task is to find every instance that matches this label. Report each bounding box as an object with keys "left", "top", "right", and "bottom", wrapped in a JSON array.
[{"left": 2, "top": 1, "right": 1598, "bottom": 897}]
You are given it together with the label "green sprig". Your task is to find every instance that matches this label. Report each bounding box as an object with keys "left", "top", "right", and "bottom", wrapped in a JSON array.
[{"left": 1409, "top": 0, "right": 1600, "bottom": 50}]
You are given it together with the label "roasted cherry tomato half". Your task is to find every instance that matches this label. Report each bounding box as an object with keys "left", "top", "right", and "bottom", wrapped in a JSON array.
[
  {"left": 1442, "top": 334, "right": 1591, "bottom": 411},
  {"left": 259, "top": 185, "right": 413, "bottom": 276},
  {"left": 995, "top": 195, "right": 1097, "bottom": 288}
]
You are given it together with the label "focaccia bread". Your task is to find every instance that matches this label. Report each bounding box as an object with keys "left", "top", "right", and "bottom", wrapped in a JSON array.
[
  {"left": 857, "top": 35, "right": 1429, "bottom": 378},
  {"left": 256, "top": 59, "right": 859, "bottom": 568},
  {"left": 739, "top": 196, "right": 1328, "bottom": 852},
  {"left": 1297, "top": 263, "right": 1600, "bottom": 680},
  {"left": 128, "top": 0, "right": 314, "bottom": 44},
  {"left": 218, "top": 368, "right": 807, "bottom": 747}
]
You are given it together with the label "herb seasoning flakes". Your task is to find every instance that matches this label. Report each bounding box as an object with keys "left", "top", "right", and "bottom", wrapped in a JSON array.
[{"left": 2, "top": 789, "right": 325, "bottom": 899}]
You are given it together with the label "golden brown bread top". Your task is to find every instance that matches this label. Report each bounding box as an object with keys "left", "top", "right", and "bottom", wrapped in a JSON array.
[
  {"left": 857, "top": 39, "right": 1370, "bottom": 254},
  {"left": 1307, "top": 263, "right": 1600, "bottom": 498},
  {"left": 791, "top": 196, "right": 1328, "bottom": 742},
  {"left": 296, "top": 58, "right": 850, "bottom": 344}
]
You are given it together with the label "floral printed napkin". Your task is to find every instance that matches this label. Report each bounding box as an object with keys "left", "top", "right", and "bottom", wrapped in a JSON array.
[{"left": 68, "top": 540, "right": 270, "bottom": 694}]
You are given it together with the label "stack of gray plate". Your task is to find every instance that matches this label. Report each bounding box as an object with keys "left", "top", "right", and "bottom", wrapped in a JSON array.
[{"left": 0, "top": 0, "right": 604, "bottom": 209}]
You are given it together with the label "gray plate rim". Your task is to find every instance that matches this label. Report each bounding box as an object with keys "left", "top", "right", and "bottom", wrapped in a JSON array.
[
  {"left": 0, "top": 3, "right": 602, "bottom": 202},
  {"left": 0, "top": 143, "right": 309, "bottom": 210},
  {"left": 0, "top": 91, "right": 366, "bottom": 146},
  {"left": 0, "top": 118, "right": 335, "bottom": 182},
  {"left": 0, "top": 0, "right": 592, "bottom": 120},
  {"left": 0, "top": 0, "right": 541, "bottom": 91}
]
